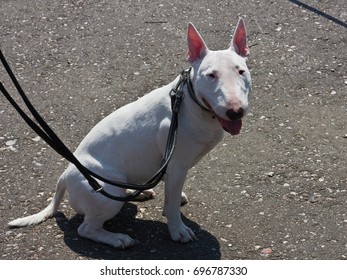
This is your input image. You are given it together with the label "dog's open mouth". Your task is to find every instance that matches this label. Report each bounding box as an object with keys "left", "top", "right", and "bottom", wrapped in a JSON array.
[
  {"left": 203, "top": 99, "right": 242, "bottom": 136},
  {"left": 216, "top": 117, "right": 242, "bottom": 135}
]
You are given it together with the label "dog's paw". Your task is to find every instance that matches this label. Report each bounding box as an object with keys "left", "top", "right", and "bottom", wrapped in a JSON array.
[
  {"left": 141, "top": 189, "right": 156, "bottom": 199},
  {"left": 126, "top": 189, "right": 156, "bottom": 201},
  {"left": 78, "top": 224, "right": 135, "bottom": 249},
  {"left": 111, "top": 233, "right": 135, "bottom": 249},
  {"left": 169, "top": 223, "right": 197, "bottom": 243}
]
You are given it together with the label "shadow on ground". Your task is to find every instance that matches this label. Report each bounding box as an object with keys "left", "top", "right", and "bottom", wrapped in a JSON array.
[{"left": 55, "top": 203, "right": 221, "bottom": 260}]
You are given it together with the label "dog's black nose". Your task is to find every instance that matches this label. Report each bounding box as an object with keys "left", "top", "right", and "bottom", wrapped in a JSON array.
[{"left": 226, "top": 108, "right": 244, "bottom": 120}]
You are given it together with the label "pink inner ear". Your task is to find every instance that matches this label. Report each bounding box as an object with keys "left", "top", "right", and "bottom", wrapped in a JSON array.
[
  {"left": 232, "top": 19, "right": 250, "bottom": 57},
  {"left": 187, "top": 23, "right": 207, "bottom": 62}
]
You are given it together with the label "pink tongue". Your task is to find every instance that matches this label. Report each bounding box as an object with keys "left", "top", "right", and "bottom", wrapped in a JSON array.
[{"left": 217, "top": 117, "right": 242, "bottom": 135}]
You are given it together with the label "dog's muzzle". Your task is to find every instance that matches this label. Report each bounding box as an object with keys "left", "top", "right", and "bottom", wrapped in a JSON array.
[{"left": 202, "top": 98, "right": 244, "bottom": 136}]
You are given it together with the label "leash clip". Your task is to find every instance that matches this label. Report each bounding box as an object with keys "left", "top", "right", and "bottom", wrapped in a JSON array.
[
  {"left": 170, "top": 89, "right": 184, "bottom": 114},
  {"left": 170, "top": 69, "right": 190, "bottom": 113}
]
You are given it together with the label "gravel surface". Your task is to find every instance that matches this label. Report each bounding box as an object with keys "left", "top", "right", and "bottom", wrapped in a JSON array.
[{"left": 1, "top": 0, "right": 346, "bottom": 260}]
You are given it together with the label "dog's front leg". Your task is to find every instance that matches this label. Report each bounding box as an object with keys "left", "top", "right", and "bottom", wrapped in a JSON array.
[{"left": 163, "top": 166, "right": 197, "bottom": 242}]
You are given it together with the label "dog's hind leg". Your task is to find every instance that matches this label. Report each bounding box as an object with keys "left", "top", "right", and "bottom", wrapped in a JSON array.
[
  {"left": 76, "top": 195, "right": 135, "bottom": 249},
  {"left": 78, "top": 216, "right": 134, "bottom": 249},
  {"left": 69, "top": 178, "right": 135, "bottom": 249}
]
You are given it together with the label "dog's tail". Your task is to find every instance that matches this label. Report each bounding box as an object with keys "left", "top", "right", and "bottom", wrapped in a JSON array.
[{"left": 8, "top": 175, "right": 67, "bottom": 227}]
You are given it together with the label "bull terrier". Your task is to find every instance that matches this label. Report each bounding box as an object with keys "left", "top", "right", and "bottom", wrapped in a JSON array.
[{"left": 9, "top": 18, "right": 252, "bottom": 248}]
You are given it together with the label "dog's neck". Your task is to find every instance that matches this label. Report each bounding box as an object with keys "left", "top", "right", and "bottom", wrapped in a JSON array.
[
  {"left": 186, "top": 67, "right": 212, "bottom": 114},
  {"left": 178, "top": 70, "right": 222, "bottom": 136}
]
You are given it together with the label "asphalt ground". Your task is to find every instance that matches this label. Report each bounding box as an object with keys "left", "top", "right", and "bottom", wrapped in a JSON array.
[{"left": 0, "top": 0, "right": 346, "bottom": 260}]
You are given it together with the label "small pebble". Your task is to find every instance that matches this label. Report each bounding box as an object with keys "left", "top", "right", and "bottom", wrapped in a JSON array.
[
  {"left": 5, "top": 140, "right": 17, "bottom": 146},
  {"left": 309, "top": 194, "right": 320, "bottom": 203},
  {"left": 261, "top": 247, "right": 273, "bottom": 256}
]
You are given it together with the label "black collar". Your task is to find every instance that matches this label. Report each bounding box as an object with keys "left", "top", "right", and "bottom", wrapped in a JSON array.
[{"left": 182, "top": 68, "right": 211, "bottom": 112}]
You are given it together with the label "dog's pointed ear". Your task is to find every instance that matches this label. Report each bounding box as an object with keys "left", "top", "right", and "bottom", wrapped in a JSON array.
[
  {"left": 187, "top": 22, "right": 208, "bottom": 63},
  {"left": 230, "top": 18, "right": 250, "bottom": 57}
]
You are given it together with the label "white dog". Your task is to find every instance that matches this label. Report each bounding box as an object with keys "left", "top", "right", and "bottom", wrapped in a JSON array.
[{"left": 9, "top": 18, "right": 252, "bottom": 248}]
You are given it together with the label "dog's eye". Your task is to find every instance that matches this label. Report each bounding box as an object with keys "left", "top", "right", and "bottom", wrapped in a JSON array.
[
  {"left": 207, "top": 73, "right": 216, "bottom": 79},
  {"left": 239, "top": 69, "right": 245, "bottom": 75}
]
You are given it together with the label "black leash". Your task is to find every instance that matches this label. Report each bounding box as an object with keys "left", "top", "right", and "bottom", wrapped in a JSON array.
[{"left": 0, "top": 49, "right": 188, "bottom": 202}]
